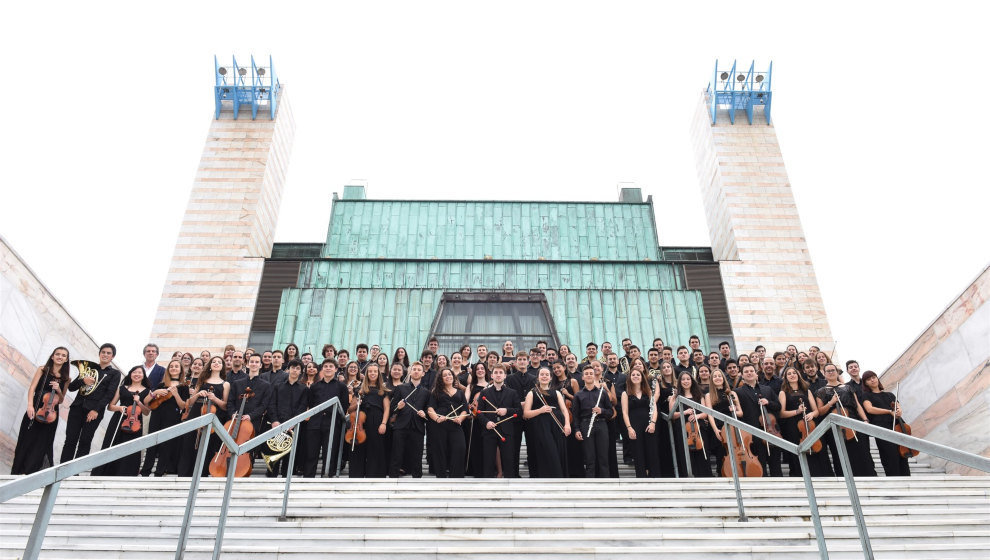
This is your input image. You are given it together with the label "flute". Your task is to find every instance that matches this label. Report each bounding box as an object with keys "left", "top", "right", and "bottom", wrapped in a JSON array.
[{"left": 586, "top": 384, "right": 606, "bottom": 438}]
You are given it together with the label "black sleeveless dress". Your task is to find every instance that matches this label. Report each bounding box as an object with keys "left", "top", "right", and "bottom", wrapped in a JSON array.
[{"left": 11, "top": 371, "right": 65, "bottom": 474}]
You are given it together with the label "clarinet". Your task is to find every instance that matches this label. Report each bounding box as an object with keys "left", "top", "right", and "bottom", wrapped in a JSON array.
[{"left": 586, "top": 384, "right": 606, "bottom": 438}]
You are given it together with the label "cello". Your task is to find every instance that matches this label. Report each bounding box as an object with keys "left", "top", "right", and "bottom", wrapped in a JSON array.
[
  {"left": 721, "top": 393, "right": 762, "bottom": 477},
  {"left": 796, "top": 398, "right": 822, "bottom": 453},
  {"left": 891, "top": 384, "right": 919, "bottom": 458},
  {"left": 209, "top": 388, "right": 255, "bottom": 478}
]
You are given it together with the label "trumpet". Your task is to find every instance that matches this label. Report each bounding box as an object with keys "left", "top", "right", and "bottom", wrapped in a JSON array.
[{"left": 262, "top": 430, "right": 293, "bottom": 473}]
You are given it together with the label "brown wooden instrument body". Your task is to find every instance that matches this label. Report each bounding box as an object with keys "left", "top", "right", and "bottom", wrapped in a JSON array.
[
  {"left": 34, "top": 387, "right": 59, "bottom": 424},
  {"left": 796, "top": 398, "right": 822, "bottom": 453},
  {"left": 722, "top": 399, "right": 762, "bottom": 478},
  {"left": 893, "top": 409, "right": 919, "bottom": 458},
  {"left": 345, "top": 410, "right": 367, "bottom": 444},
  {"left": 209, "top": 389, "right": 254, "bottom": 478},
  {"left": 120, "top": 403, "right": 142, "bottom": 434},
  {"left": 148, "top": 390, "right": 173, "bottom": 410},
  {"left": 685, "top": 412, "right": 705, "bottom": 451}
]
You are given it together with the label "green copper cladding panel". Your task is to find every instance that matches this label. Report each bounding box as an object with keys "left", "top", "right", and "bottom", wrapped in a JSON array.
[
  {"left": 296, "top": 261, "right": 684, "bottom": 291},
  {"left": 322, "top": 201, "right": 661, "bottom": 261},
  {"left": 273, "top": 287, "right": 708, "bottom": 359}
]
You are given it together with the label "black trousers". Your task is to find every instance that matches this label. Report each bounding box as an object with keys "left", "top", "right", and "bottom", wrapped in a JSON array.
[
  {"left": 482, "top": 432, "right": 516, "bottom": 478},
  {"left": 389, "top": 427, "right": 424, "bottom": 478},
  {"left": 628, "top": 428, "right": 660, "bottom": 478},
  {"left": 350, "top": 427, "right": 388, "bottom": 478},
  {"left": 429, "top": 421, "right": 466, "bottom": 478},
  {"left": 605, "top": 417, "right": 620, "bottom": 477},
  {"left": 60, "top": 407, "right": 102, "bottom": 464},
  {"left": 876, "top": 437, "right": 911, "bottom": 476},
  {"left": 304, "top": 425, "right": 340, "bottom": 477},
  {"left": 582, "top": 423, "right": 609, "bottom": 478}
]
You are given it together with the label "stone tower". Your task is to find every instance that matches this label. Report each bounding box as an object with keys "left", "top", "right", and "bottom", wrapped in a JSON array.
[
  {"left": 691, "top": 61, "right": 833, "bottom": 355},
  {"left": 149, "top": 56, "right": 295, "bottom": 356}
]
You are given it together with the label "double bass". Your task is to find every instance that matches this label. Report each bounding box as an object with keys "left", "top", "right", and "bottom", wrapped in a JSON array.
[
  {"left": 209, "top": 388, "right": 255, "bottom": 478},
  {"left": 721, "top": 394, "right": 762, "bottom": 477}
]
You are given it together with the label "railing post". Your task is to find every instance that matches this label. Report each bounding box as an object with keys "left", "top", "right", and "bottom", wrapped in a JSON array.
[
  {"left": 212, "top": 452, "right": 238, "bottom": 560},
  {"left": 23, "top": 480, "right": 60, "bottom": 560},
  {"left": 665, "top": 416, "right": 680, "bottom": 478},
  {"left": 324, "top": 405, "right": 338, "bottom": 478},
  {"left": 279, "top": 427, "right": 301, "bottom": 521},
  {"left": 722, "top": 424, "right": 747, "bottom": 521},
  {"left": 335, "top": 407, "right": 346, "bottom": 477},
  {"left": 677, "top": 400, "right": 694, "bottom": 477},
  {"left": 175, "top": 424, "right": 213, "bottom": 560},
  {"left": 798, "top": 452, "right": 829, "bottom": 560},
  {"left": 831, "top": 424, "right": 873, "bottom": 559}
]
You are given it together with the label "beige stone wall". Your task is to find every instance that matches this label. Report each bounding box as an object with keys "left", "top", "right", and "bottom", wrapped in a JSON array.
[
  {"left": 0, "top": 237, "right": 107, "bottom": 473},
  {"left": 149, "top": 90, "right": 296, "bottom": 357},
  {"left": 691, "top": 92, "right": 834, "bottom": 353},
  {"left": 881, "top": 265, "right": 989, "bottom": 474}
]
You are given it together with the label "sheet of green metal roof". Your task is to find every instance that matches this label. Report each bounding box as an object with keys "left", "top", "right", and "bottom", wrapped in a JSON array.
[
  {"left": 273, "top": 287, "right": 708, "bottom": 359},
  {"left": 298, "top": 260, "right": 685, "bottom": 291},
  {"left": 322, "top": 200, "right": 662, "bottom": 261}
]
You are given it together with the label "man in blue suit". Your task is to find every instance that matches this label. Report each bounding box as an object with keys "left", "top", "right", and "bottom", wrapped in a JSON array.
[{"left": 143, "top": 343, "right": 167, "bottom": 389}]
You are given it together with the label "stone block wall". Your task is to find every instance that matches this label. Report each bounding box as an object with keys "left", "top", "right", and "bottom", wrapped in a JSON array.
[
  {"left": 691, "top": 92, "right": 834, "bottom": 353},
  {"left": 881, "top": 265, "right": 989, "bottom": 474},
  {"left": 149, "top": 90, "right": 295, "bottom": 357}
]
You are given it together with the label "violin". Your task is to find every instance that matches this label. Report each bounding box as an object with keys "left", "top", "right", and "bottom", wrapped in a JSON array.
[
  {"left": 890, "top": 385, "right": 918, "bottom": 458},
  {"left": 345, "top": 389, "right": 367, "bottom": 449},
  {"left": 209, "top": 388, "right": 255, "bottom": 478},
  {"left": 148, "top": 385, "right": 175, "bottom": 410},
  {"left": 721, "top": 395, "right": 762, "bottom": 477},
  {"left": 796, "top": 398, "right": 822, "bottom": 453},
  {"left": 830, "top": 387, "right": 858, "bottom": 441},
  {"left": 684, "top": 405, "right": 706, "bottom": 452},
  {"left": 33, "top": 378, "right": 60, "bottom": 425},
  {"left": 119, "top": 396, "right": 143, "bottom": 434}
]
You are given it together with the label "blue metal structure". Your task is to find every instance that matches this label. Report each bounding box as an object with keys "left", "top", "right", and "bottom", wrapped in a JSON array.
[
  {"left": 707, "top": 60, "right": 772, "bottom": 125},
  {"left": 214, "top": 55, "right": 280, "bottom": 120}
]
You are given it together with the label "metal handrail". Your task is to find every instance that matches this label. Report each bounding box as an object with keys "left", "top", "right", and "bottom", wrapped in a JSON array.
[
  {"left": 0, "top": 395, "right": 348, "bottom": 560},
  {"left": 671, "top": 394, "right": 990, "bottom": 560}
]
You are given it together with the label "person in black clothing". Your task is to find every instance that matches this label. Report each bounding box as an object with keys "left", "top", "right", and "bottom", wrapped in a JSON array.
[
  {"left": 427, "top": 367, "right": 469, "bottom": 478},
  {"left": 574, "top": 363, "right": 613, "bottom": 478},
  {"left": 389, "top": 361, "right": 431, "bottom": 478},
  {"left": 843, "top": 359, "right": 877, "bottom": 476},
  {"left": 479, "top": 364, "right": 521, "bottom": 478},
  {"left": 12, "top": 347, "right": 71, "bottom": 475},
  {"left": 777, "top": 366, "right": 825, "bottom": 477},
  {"left": 674, "top": 346, "right": 692, "bottom": 376},
  {"left": 757, "top": 357, "right": 784, "bottom": 476},
  {"left": 621, "top": 367, "right": 659, "bottom": 478},
  {"left": 670, "top": 371, "right": 712, "bottom": 477},
  {"left": 860, "top": 370, "right": 910, "bottom": 477},
  {"left": 266, "top": 360, "right": 308, "bottom": 477},
  {"left": 523, "top": 367, "right": 571, "bottom": 477},
  {"left": 305, "top": 360, "right": 347, "bottom": 477},
  {"left": 140, "top": 359, "right": 190, "bottom": 476},
  {"left": 801, "top": 359, "right": 826, "bottom": 394},
  {"left": 603, "top": 352, "right": 627, "bottom": 475},
  {"left": 93, "top": 366, "right": 151, "bottom": 476},
  {"left": 815, "top": 363, "right": 874, "bottom": 477},
  {"left": 735, "top": 364, "right": 782, "bottom": 476},
  {"left": 348, "top": 363, "right": 392, "bottom": 477},
  {"left": 227, "top": 355, "right": 272, "bottom": 431},
  {"left": 704, "top": 369, "right": 742, "bottom": 476},
  {"left": 505, "top": 352, "right": 536, "bottom": 477},
  {"left": 61, "top": 343, "right": 121, "bottom": 464}
]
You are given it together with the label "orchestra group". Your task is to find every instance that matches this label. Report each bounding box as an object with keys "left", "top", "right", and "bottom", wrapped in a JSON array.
[{"left": 10, "top": 336, "right": 914, "bottom": 480}]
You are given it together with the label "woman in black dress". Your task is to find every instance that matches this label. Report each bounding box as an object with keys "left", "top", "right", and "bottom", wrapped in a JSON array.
[
  {"left": 523, "top": 367, "right": 570, "bottom": 477},
  {"left": 669, "top": 371, "right": 711, "bottom": 477},
  {"left": 777, "top": 367, "right": 822, "bottom": 477},
  {"left": 860, "top": 370, "right": 910, "bottom": 476},
  {"left": 815, "top": 363, "right": 872, "bottom": 477},
  {"left": 141, "top": 359, "right": 190, "bottom": 476},
  {"left": 427, "top": 368, "right": 469, "bottom": 478},
  {"left": 704, "top": 369, "right": 742, "bottom": 476},
  {"left": 11, "top": 347, "right": 70, "bottom": 474},
  {"left": 348, "top": 363, "right": 391, "bottom": 477},
  {"left": 177, "top": 356, "right": 230, "bottom": 476},
  {"left": 94, "top": 366, "right": 151, "bottom": 476},
  {"left": 465, "top": 362, "right": 490, "bottom": 477},
  {"left": 621, "top": 368, "right": 659, "bottom": 478},
  {"left": 655, "top": 361, "right": 678, "bottom": 477}
]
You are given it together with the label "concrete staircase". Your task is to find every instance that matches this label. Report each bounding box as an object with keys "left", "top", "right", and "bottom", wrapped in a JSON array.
[{"left": 2, "top": 475, "right": 988, "bottom": 559}]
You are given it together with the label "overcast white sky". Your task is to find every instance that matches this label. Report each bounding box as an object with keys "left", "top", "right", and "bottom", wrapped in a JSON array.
[{"left": 2, "top": 2, "right": 987, "bottom": 372}]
